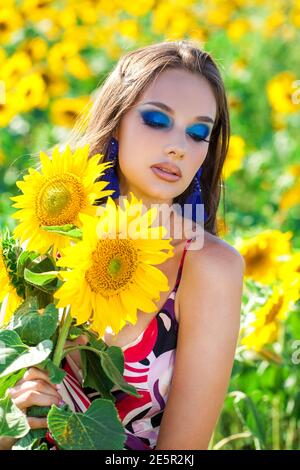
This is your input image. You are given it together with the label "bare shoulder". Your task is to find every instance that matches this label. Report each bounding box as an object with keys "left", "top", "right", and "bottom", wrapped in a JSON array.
[
  {"left": 187, "top": 230, "right": 245, "bottom": 270},
  {"left": 178, "top": 231, "right": 245, "bottom": 300}
]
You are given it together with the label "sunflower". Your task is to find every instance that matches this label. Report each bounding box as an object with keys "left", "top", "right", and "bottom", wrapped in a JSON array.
[
  {"left": 11, "top": 144, "right": 114, "bottom": 256},
  {"left": 235, "top": 229, "right": 293, "bottom": 284},
  {"left": 54, "top": 193, "right": 174, "bottom": 338},
  {"left": 241, "top": 275, "right": 300, "bottom": 352},
  {"left": 0, "top": 240, "right": 23, "bottom": 325}
]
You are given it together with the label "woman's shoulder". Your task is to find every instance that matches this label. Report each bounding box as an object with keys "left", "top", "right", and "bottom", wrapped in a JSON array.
[
  {"left": 177, "top": 231, "right": 245, "bottom": 323},
  {"left": 182, "top": 230, "right": 245, "bottom": 285}
]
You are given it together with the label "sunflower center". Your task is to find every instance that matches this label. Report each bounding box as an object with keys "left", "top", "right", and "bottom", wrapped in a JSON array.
[
  {"left": 36, "top": 173, "right": 85, "bottom": 226},
  {"left": 85, "top": 238, "right": 138, "bottom": 296}
]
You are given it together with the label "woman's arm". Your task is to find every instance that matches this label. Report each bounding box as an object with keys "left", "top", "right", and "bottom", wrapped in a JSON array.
[{"left": 155, "top": 239, "right": 245, "bottom": 450}]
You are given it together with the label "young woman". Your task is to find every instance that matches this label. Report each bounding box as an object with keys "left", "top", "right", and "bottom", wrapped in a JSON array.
[{"left": 2, "top": 39, "right": 245, "bottom": 451}]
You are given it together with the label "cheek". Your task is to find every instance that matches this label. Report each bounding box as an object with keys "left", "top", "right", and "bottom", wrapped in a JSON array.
[
  {"left": 193, "top": 146, "right": 208, "bottom": 169},
  {"left": 183, "top": 147, "right": 208, "bottom": 187}
]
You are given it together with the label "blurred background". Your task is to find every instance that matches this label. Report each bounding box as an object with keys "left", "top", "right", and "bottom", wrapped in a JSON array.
[{"left": 0, "top": 0, "right": 300, "bottom": 450}]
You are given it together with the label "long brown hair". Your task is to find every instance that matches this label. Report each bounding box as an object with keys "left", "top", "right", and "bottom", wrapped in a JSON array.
[{"left": 63, "top": 39, "right": 230, "bottom": 236}]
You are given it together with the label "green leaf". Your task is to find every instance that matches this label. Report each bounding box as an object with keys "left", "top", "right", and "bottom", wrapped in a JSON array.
[
  {"left": 11, "top": 301, "right": 59, "bottom": 346},
  {"left": 34, "top": 442, "right": 48, "bottom": 450},
  {"left": 81, "top": 350, "right": 116, "bottom": 401},
  {"left": 17, "top": 251, "right": 40, "bottom": 278},
  {"left": 0, "top": 330, "right": 28, "bottom": 374},
  {"left": 43, "top": 359, "right": 66, "bottom": 384},
  {"left": 67, "top": 326, "right": 84, "bottom": 341},
  {"left": 87, "top": 334, "right": 107, "bottom": 352},
  {"left": 41, "top": 224, "right": 83, "bottom": 240},
  {"left": 100, "top": 348, "right": 141, "bottom": 398},
  {"left": 12, "top": 429, "right": 46, "bottom": 450},
  {"left": 0, "top": 369, "right": 26, "bottom": 398},
  {"left": 12, "top": 296, "right": 39, "bottom": 317},
  {"left": 24, "top": 268, "right": 60, "bottom": 291},
  {"left": 0, "top": 330, "right": 53, "bottom": 378},
  {"left": 47, "top": 399, "right": 126, "bottom": 450},
  {"left": 27, "top": 406, "right": 50, "bottom": 418},
  {"left": 0, "top": 395, "right": 30, "bottom": 439},
  {"left": 230, "top": 391, "right": 267, "bottom": 449}
]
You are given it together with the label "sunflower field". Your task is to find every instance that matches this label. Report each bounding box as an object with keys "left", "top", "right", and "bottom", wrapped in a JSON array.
[{"left": 0, "top": 0, "right": 300, "bottom": 450}]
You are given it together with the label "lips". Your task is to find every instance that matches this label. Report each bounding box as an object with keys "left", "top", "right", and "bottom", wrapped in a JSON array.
[{"left": 151, "top": 162, "right": 182, "bottom": 177}]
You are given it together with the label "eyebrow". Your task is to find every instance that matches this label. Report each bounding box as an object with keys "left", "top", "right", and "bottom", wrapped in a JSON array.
[{"left": 140, "top": 101, "right": 215, "bottom": 124}]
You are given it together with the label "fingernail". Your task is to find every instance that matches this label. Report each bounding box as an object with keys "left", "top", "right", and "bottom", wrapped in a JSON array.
[
  {"left": 55, "top": 383, "right": 61, "bottom": 391},
  {"left": 58, "top": 399, "right": 66, "bottom": 407}
]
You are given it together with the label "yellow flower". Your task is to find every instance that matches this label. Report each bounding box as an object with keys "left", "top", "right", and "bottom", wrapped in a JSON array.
[
  {"left": 263, "top": 11, "right": 285, "bottom": 37},
  {"left": 222, "top": 135, "right": 245, "bottom": 179},
  {"left": 118, "top": 19, "right": 140, "bottom": 40},
  {"left": 290, "top": 0, "right": 300, "bottom": 27},
  {"left": 20, "top": 37, "right": 48, "bottom": 62},
  {"left": 50, "top": 96, "right": 90, "bottom": 128},
  {"left": 48, "top": 41, "right": 81, "bottom": 77},
  {"left": 20, "top": 0, "right": 55, "bottom": 22},
  {"left": 152, "top": 0, "right": 197, "bottom": 37},
  {"left": 0, "top": 91, "right": 18, "bottom": 128},
  {"left": 54, "top": 193, "right": 174, "bottom": 338},
  {"left": 280, "top": 181, "right": 300, "bottom": 211},
  {"left": 279, "top": 164, "right": 300, "bottom": 211},
  {"left": 122, "top": 0, "right": 156, "bottom": 17},
  {"left": 205, "top": 2, "right": 233, "bottom": 28},
  {"left": 277, "top": 251, "right": 300, "bottom": 282},
  {"left": 235, "top": 229, "right": 293, "bottom": 284},
  {"left": 0, "top": 149, "right": 5, "bottom": 165},
  {"left": 0, "top": 7, "right": 23, "bottom": 45},
  {"left": 14, "top": 73, "right": 48, "bottom": 113},
  {"left": 38, "top": 67, "right": 69, "bottom": 98},
  {"left": 227, "top": 19, "right": 251, "bottom": 41},
  {"left": 241, "top": 277, "right": 300, "bottom": 351},
  {"left": 267, "top": 71, "right": 300, "bottom": 114},
  {"left": 10, "top": 144, "right": 114, "bottom": 256},
  {"left": 65, "top": 55, "right": 92, "bottom": 80},
  {"left": 0, "top": 243, "right": 22, "bottom": 326},
  {"left": 1, "top": 52, "right": 32, "bottom": 90},
  {"left": 61, "top": 25, "right": 90, "bottom": 50}
]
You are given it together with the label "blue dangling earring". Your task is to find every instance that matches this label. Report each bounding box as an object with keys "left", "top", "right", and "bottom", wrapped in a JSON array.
[
  {"left": 105, "top": 137, "right": 120, "bottom": 199},
  {"left": 183, "top": 166, "right": 208, "bottom": 223}
]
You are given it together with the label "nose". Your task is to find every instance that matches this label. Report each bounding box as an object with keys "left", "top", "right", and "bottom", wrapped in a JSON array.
[{"left": 164, "top": 144, "right": 185, "bottom": 160}]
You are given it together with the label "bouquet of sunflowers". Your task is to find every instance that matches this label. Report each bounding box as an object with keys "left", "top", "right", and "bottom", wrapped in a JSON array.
[{"left": 0, "top": 144, "right": 174, "bottom": 450}]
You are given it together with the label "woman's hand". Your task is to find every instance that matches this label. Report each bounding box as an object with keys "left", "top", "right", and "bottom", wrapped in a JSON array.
[{"left": 7, "top": 367, "right": 63, "bottom": 430}]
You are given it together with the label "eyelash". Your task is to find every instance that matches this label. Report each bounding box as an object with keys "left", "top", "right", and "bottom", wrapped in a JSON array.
[{"left": 140, "top": 111, "right": 210, "bottom": 143}]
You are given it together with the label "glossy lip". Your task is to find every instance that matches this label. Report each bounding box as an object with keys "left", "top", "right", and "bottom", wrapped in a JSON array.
[
  {"left": 151, "top": 162, "right": 182, "bottom": 177},
  {"left": 151, "top": 166, "right": 181, "bottom": 182}
]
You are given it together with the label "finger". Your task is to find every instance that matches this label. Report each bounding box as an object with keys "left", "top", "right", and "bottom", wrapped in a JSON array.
[
  {"left": 75, "top": 334, "right": 89, "bottom": 346},
  {"left": 13, "top": 390, "right": 61, "bottom": 412},
  {"left": 8, "top": 380, "right": 61, "bottom": 401},
  {"left": 16, "top": 367, "right": 58, "bottom": 391},
  {"left": 64, "top": 334, "right": 89, "bottom": 349},
  {"left": 27, "top": 417, "right": 48, "bottom": 429}
]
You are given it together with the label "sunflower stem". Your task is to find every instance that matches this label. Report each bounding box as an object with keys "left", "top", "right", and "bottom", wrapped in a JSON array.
[
  {"left": 61, "top": 344, "right": 105, "bottom": 360},
  {"left": 52, "top": 306, "right": 73, "bottom": 367}
]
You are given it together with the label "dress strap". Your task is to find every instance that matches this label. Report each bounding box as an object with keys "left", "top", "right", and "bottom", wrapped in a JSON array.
[{"left": 173, "top": 238, "right": 193, "bottom": 293}]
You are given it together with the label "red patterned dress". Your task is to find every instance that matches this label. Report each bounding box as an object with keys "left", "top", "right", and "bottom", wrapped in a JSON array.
[{"left": 51, "top": 237, "right": 193, "bottom": 450}]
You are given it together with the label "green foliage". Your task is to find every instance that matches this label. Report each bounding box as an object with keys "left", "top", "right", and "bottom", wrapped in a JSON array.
[{"left": 47, "top": 399, "right": 126, "bottom": 450}]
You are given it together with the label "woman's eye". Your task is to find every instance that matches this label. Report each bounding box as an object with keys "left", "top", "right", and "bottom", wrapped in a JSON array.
[
  {"left": 140, "top": 110, "right": 170, "bottom": 128},
  {"left": 140, "top": 111, "right": 210, "bottom": 142},
  {"left": 187, "top": 123, "right": 210, "bottom": 142}
]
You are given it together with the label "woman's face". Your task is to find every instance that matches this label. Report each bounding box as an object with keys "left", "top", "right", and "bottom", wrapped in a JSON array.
[{"left": 115, "top": 67, "right": 217, "bottom": 207}]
